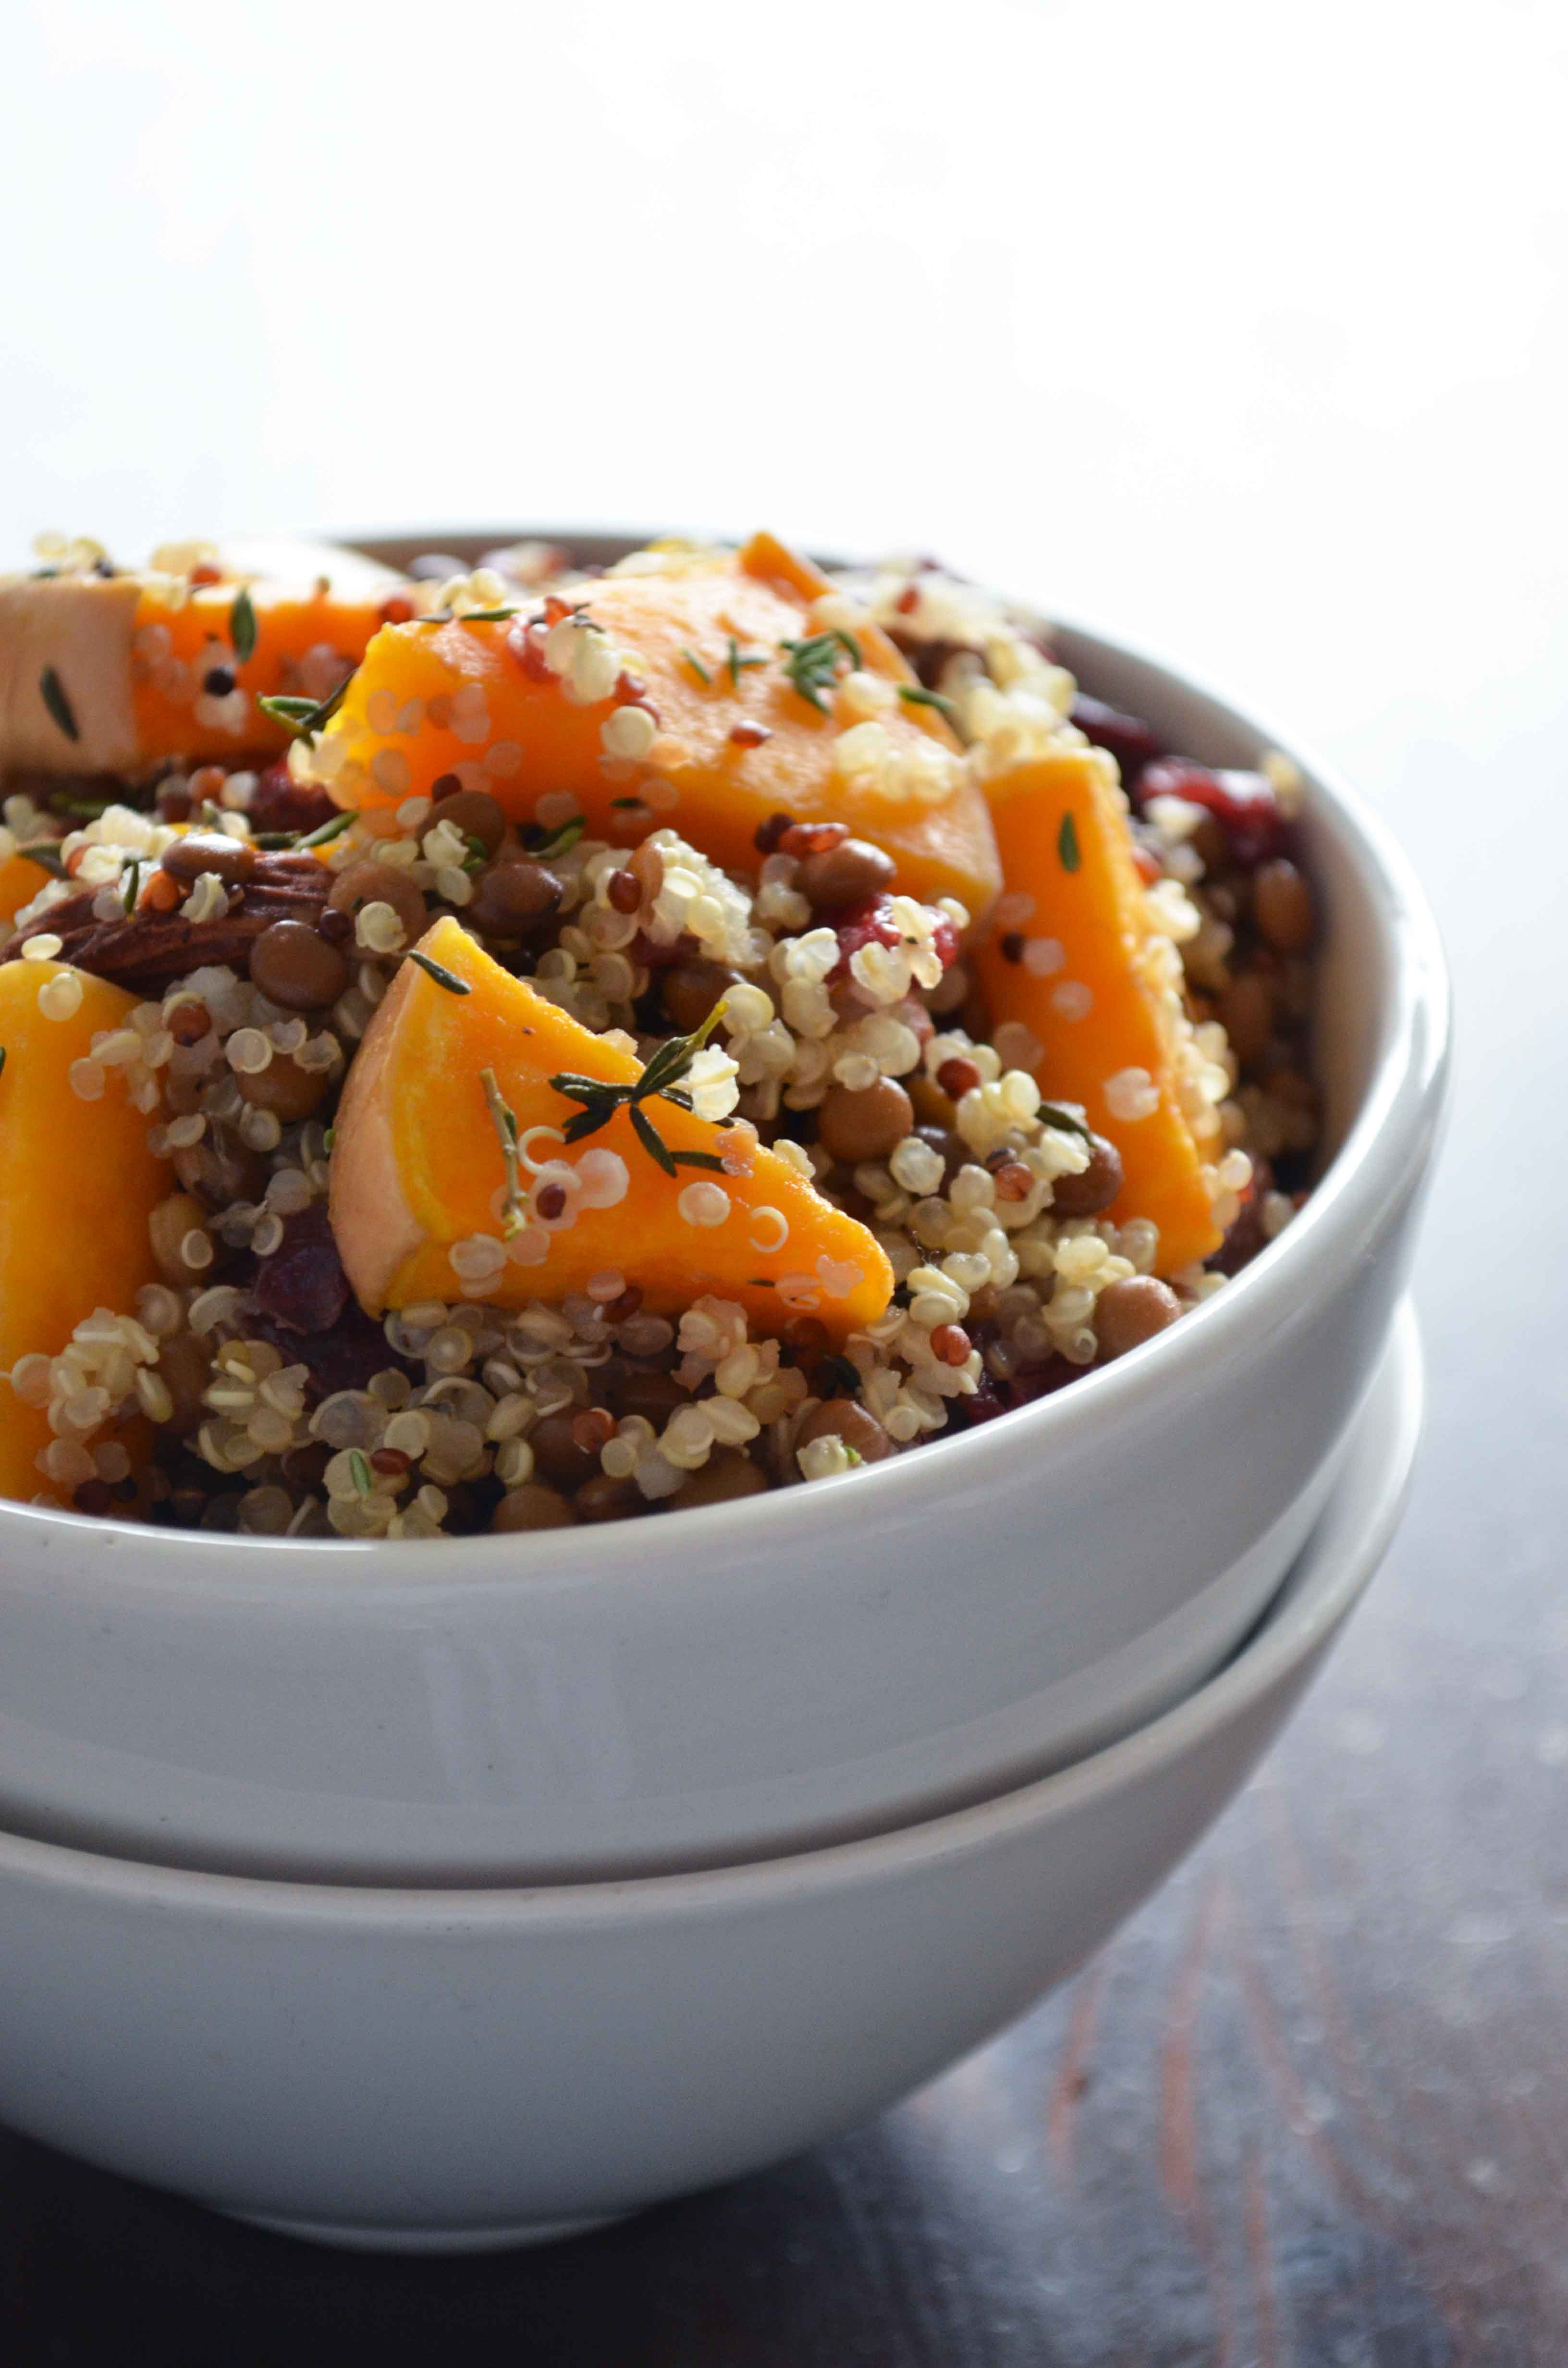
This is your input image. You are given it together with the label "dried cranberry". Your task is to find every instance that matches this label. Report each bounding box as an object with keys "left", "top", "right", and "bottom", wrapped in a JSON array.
[
  {"left": 248, "top": 760, "right": 339, "bottom": 840},
  {"left": 828, "top": 896, "right": 904, "bottom": 982},
  {"left": 1070, "top": 694, "right": 1165, "bottom": 788},
  {"left": 1135, "top": 758, "right": 1286, "bottom": 870},
  {"left": 251, "top": 1203, "right": 350, "bottom": 1336}
]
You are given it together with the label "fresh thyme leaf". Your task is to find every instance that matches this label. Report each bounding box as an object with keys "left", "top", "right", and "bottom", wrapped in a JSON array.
[
  {"left": 897, "top": 684, "right": 958, "bottom": 722},
  {"left": 52, "top": 797, "right": 113, "bottom": 819},
  {"left": 726, "top": 635, "right": 766, "bottom": 688},
  {"left": 611, "top": 795, "right": 646, "bottom": 809},
  {"left": 462, "top": 833, "right": 489, "bottom": 874},
  {"left": 669, "top": 1148, "right": 726, "bottom": 1171},
  {"left": 1057, "top": 810, "right": 1081, "bottom": 873},
  {"left": 779, "top": 631, "right": 860, "bottom": 713},
  {"left": 629, "top": 1103, "right": 676, "bottom": 1176},
  {"left": 561, "top": 1104, "right": 613, "bottom": 1144},
  {"left": 17, "top": 841, "right": 67, "bottom": 877},
  {"left": 417, "top": 606, "right": 518, "bottom": 627},
  {"left": 39, "top": 665, "right": 79, "bottom": 742},
  {"left": 550, "top": 1072, "right": 618, "bottom": 1103},
  {"left": 481, "top": 1066, "right": 526, "bottom": 1236},
  {"left": 294, "top": 809, "right": 355, "bottom": 850},
  {"left": 229, "top": 585, "right": 257, "bottom": 665},
  {"left": 407, "top": 949, "right": 471, "bottom": 995},
  {"left": 842, "top": 1444, "right": 864, "bottom": 1467},
  {"left": 534, "top": 816, "right": 586, "bottom": 860},
  {"left": 348, "top": 1449, "right": 373, "bottom": 1497},
  {"left": 256, "top": 672, "right": 351, "bottom": 746},
  {"left": 0, "top": 1048, "right": 6, "bottom": 1081},
  {"left": 121, "top": 858, "right": 140, "bottom": 917},
  {"left": 680, "top": 647, "right": 713, "bottom": 685},
  {"left": 251, "top": 831, "right": 300, "bottom": 849},
  {"left": 1038, "top": 1100, "right": 1093, "bottom": 1143}
]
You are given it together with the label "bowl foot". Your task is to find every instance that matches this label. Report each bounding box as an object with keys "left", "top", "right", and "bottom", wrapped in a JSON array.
[{"left": 234, "top": 2207, "right": 628, "bottom": 2255}]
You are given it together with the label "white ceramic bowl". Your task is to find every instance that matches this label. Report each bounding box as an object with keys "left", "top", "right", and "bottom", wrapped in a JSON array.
[
  {"left": 0, "top": 1308, "right": 1421, "bottom": 2252},
  {"left": 0, "top": 542, "right": 1449, "bottom": 1883}
]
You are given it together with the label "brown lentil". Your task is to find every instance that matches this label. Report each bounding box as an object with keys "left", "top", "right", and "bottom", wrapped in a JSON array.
[
  {"left": 369, "top": 1447, "right": 411, "bottom": 1477},
  {"left": 575, "top": 1473, "right": 643, "bottom": 1523},
  {"left": 797, "top": 837, "right": 896, "bottom": 913},
  {"left": 466, "top": 861, "right": 562, "bottom": 936},
  {"left": 167, "top": 1000, "right": 211, "bottom": 1047},
  {"left": 236, "top": 1053, "right": 330, "bottom": 1122},
  {"left": 155, "top": 1331, "right": 211, "bottom": 1434},
  {"left": 608, "top": 1365, "right": 690, "bottom": 1427},
  {"left": 930, "top": 1323, "right": 971, "bottom": 1366},
  {"left": 529, "top": 1412, "right": 599, "bottom": 1492},
  {"left": 605, "top": 869, "right": 642, "bottom": 915},
  {"left": 1048, "top": 1133, "right": 1125, "bottom": 1219},
  {"left": 1252, "top": 859, "right": 1315, "bottom": 953},
  {"left": 148, "top": 1192, "right": 212, "bottom": 1284},
  {"left": 159, "top": 833, "right": 256, "bottom": 887},
  {"left": 992, "top": 1160, "right": 1034, "bottom": 1203},
  {"left": 1093, "top": 1275, "right": 1181, "bottom": 1361},
  {"left": 818, "top": 1077, "right": 914, "bottom": 1165},
  {"left": 249, "top": 919, "right": 351, "bottom": 1012},
  {"left": 433, "top": 789, "right": 508, "bottom": 858},
  {"left": 492, "top": 1483, "right": 578, "bottom": 1532},
  {"left": 327, "top": 861, "right": 427, "bottom": 950},
  {"left": 781, "top": 820, "right": 848, "bottom": 859},
  {"left": 667, "top": 1451, "right": 769, "bottom": 1509},
  {"left": 1216, "top": 972, "right": 1275, "bottom": 1069},
  {"left": 662, "top": 960, "right": 741, "bottom": 1035},
  {"left": 795, "top": 1398, "right": 892, "bottom": 1464}
]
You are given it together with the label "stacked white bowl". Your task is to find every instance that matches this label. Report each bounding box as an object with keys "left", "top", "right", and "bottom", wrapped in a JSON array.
[{"left": 0, "top": 546, "right": 1449, "bottom": 2247}]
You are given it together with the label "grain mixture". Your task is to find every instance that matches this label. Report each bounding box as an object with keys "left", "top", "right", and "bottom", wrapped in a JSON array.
[{"left": 0, "top": 533, "right": 1320, "bottom": 1538}]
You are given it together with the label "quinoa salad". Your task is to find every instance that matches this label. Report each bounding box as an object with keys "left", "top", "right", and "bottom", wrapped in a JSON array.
[{"left": 0, "top": 530, "right": 1320, "bottom": 1539}]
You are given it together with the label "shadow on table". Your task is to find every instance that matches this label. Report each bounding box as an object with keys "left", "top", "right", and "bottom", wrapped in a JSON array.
[{"left": 0, "top": 2116, "right": 1062, "bottom": 2368}]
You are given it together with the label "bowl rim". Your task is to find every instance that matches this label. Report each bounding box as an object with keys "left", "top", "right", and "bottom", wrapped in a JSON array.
[
  {"left": 0, "top": 534, "right": 1450, "bottom": 1589},
  {"left": 0, "top": 1304, "right": 1422, "bottom": 1920}
]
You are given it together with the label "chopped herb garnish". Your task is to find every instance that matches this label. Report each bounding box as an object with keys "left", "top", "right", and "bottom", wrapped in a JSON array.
[
  {"left": 1057, "top": 811, "right": 1081, "bottom": 873},
  {"left": 726, "top": 635, "right": 766, "bottom": 688},
  {"left": 547, "top": 998, "right": 730, "bottom": 1175},
  {"left": 294, "top": 809, "right": 355, "bottom": 851},
  {"left": 610, "top": 795, "right": 646, "bottom": 810},
  {"left": 462, "top": 833, "right": 489, "bottom": 874},
  {"left": 842, "top": 1444, "right": 864, "bottom": 1468},
  {"left": 121, "top": 858, "right": 140, "bottom": 917},
  {"left": 779, "top": 630, "right": 861, "bottom": 713},
  {"left": 480, "top": 1066, "right": 526, "bottom": 1235},
  {"left": 0, "top": 1048, "right": 6, "bottom": 1081},
  {"left": 534, "top": 815, "right": 586, "bottom": 860},
  {"left": 407, "top": 949, "right": 471, "bottom": 995},
  {"left": 681, "top": 647, "right": 713, "bottom": 686},
  {"left": 16, "top": 841, "right": 67, "bottom": 878},
  {"left": 39, "top": 665, "right": 79, "bottom": 742},
  {"left": 255, "top": 674, "right": 352, "bottom": 747},
  {"left": 418, "top": 606, "right": 518, "bottom": 627},
  {"left": 1038, "top": 1101, "right": 1092, "bottom": 1143},
  {"left": 897, "top": 684, "right": 958, "bottom": 723},
  {"left": 347, "top": 1449, "right": 373, "bottom": 1498},
  {"left": 322, "top": 1126, "right": 335, "bottom": 1153},
  {"left": 229, "top": 585, "right": 257, "bottom": 665}
]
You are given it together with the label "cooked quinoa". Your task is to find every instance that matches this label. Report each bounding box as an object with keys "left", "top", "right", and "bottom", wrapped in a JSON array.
[{"left": 0, "top": 534, "right": 1320, "bottom": 1538}]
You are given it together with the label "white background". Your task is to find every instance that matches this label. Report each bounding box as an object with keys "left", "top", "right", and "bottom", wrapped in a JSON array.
[{"left": 1, "top": 2, "right": 1564, "bottom": 1517}]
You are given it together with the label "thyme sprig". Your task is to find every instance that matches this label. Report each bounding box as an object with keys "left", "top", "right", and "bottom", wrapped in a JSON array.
[
  {"left": 481, "top": 1067, "right": 526, "bottom": 1235},
  {"left": 726, "top": 635, "right": 766, "bottom": 688},
  {"left": 1057, "top": 811, "right": 1081, "bottom": 873},
  {"left": 532, "top": 815, "right": 585, "bottom": 860},
  {"left": 1039, "top": 1101, "right": 1093, "bottom": 1144},
  {"left": 121, "top": 858, "right": 140, "bottom": 917},
  {"left": 779, "top": 629, "right": 861, "bottom": 713},
  {"left": 407, "top": 948, "right": 471, "bottom": 995},
  {"left": 680, "top": 647, "right": 712, "bottom": 685},
  {"left": 417, "top": 606, "right": 518, "bottom": 628},
  {"left": 229, "top": 585, "right": 257, "bottom": 665},
  {"left": 548, "top": 1000, "right": 732, "bottom": 1175},
  {"left": 255, "top": 674, "right": 353, "bottom": 746},
  {"left": 39, "top": 665, "right": 79, "bottom": 742},
  {"left": 897, "top": 684, "right": 958, "bottom": 723},
  {"left": 16, "top": 842, "right": 66, "bottom": 878}
]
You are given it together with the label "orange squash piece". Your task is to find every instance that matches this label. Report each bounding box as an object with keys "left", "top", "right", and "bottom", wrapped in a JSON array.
[
  {"left": 0, "top": 854, "right": 54, "bottom": 928},
  {"left": 974, "top": 747, "right": 1225, "bottom": 1274},
  {"left": 330, "top": 917, "right": 894, "bottom": 1341},
  {"left": 128, "top": 579, "right": 397, "bottom": 765},
  {"left": 0, "top": 961, "right": 173, "bottom": 1504},
  {"left": 310, "top": 533, "right": 1002, "bottom": 925}
]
